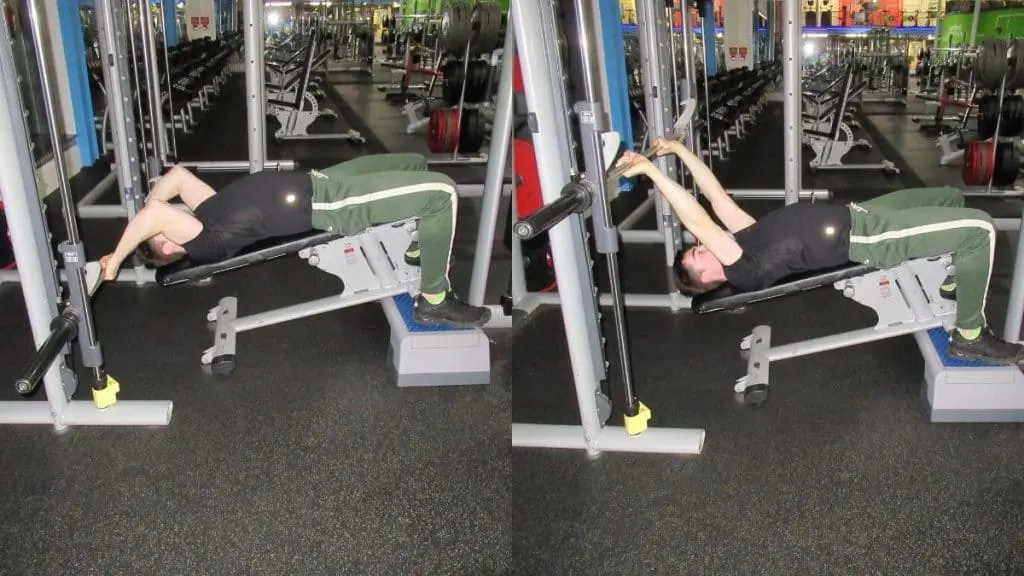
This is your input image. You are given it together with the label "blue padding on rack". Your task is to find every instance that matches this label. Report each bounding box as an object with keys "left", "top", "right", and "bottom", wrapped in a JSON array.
[
  {"left": 59, "top": 0, "right": 99, "bottom": 166},
  {"left": 601, "top": 0, "right": 633, "bottom": 193},
  {"left": 163, "top": 0, "right": 178, "bottom": 47},
  {"left": 392, "top": 294, "right": 473, "bottom": 333},
  {"left": 926, "top": 327, "right": 992, "bottom": 368},
  {"left": 702, "top": 0, "right": 718, "bottom": 76}
]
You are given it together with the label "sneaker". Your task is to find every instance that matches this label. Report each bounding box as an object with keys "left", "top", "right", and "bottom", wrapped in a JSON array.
[
  {"left": 414, "top": 293, "right": 491, "bottom": 328},
  {"left": 939, "top": 274, "right": 956, "bottom": 301},
  {"left": 948, "top": 327, "right": 1024, "bottom": 365},
  {"left": 404, "top": 242, "right": 421, "bottom": 266}
]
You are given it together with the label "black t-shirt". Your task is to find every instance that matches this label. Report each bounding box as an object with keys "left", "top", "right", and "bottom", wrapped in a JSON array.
[
  {"left": 182, "top": 170, "right": 314, "bottom": 263},
  {"left": 723, "top": 203, "right": 852, "bottom": 291}
]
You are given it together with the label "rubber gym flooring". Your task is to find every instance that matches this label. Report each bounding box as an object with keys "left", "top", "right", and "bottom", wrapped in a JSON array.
[
  {"left": 513, "top": 102, "right": 1024, "bottom": 575},
  {"left": 0, "top": 75, "right": 510, "bottom": 574}
]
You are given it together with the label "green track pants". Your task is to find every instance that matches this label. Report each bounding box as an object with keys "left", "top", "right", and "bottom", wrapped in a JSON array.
[
  {"left": 311, "top": 153, "right": 457, "bottom": 294},
  {"left": 847, "top": 186, "right": 996, "bottom": 330}
]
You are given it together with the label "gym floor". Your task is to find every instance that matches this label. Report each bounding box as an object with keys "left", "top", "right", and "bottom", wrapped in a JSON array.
[
  {"left": 513, "top": 103, "right": 1024, "bottom": 575},
  {"left": 0, "top": 75, "right": 510, "bottom": 574}
]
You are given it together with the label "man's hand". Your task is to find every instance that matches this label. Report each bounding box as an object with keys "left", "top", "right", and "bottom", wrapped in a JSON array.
[
  {"left": 651, "top": 137, "right": 684, "bottom": 159},
  {"left": 614, "top": 151, "right": 654, "bottom": 178},
  {"left": 99, "top": 254, "right": 119, "bottom": 281}
]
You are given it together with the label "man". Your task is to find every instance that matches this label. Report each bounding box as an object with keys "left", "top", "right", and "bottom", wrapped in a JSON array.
[
  {"left": 614, "top": 138, "right": 1024, "bottom": 365},
  {"left": 99, "top": 153, "right": 491, "bottom": 329}
]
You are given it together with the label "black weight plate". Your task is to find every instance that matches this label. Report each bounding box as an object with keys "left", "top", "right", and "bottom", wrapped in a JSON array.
[
  {"left": 459, "top": 108, "right": 486, "bottom": 153},
  {"left": 469, "top": 61, "right": 483, "bottom": 103},
  {"left": 442, "top": 60, "right": 463, "bottom": 105},
  {"left": 977, "top": 95, "right": 998, "bottom": 139}
]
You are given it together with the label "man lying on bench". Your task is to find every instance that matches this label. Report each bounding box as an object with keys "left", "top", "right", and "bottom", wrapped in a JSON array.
[
  {"left": 98, "top": 153, "right": 491, "bottom": 329},
  {"left": 614, "top": 138, "right": 1024, "bottom": 365}
]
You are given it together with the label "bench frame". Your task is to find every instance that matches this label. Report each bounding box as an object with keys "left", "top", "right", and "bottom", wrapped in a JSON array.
[
  {"left": 161, "top": 222, "right": 421, "bottom": 376},
  {"left": 695, "top": 257, "right": 956, "bottom": 403}
]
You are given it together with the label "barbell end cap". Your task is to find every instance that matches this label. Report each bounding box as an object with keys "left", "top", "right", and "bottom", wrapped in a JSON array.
[{"left": 513, "top": 222, "right": 534, "bottom": 240}]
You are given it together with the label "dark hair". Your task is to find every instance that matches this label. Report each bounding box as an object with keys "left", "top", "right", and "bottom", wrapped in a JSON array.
[
  {"left": 672, "top": 242, "right": 721, "bottom": 297},
  {"left": 135, "top": 239, "right": 186, "bottom": 268}
]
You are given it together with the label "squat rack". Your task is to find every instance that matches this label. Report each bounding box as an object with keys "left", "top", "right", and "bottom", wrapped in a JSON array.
[{"left": 0, "top": 0, "right": 172, "bottom": 429}]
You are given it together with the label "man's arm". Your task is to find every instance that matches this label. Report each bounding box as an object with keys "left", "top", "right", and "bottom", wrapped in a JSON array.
[
  {"left": 644, "top": 168, "right": 743, "bottom": 267},
  {"left": 146, "top": 165, "right": 216, "bottom": 210},
  {"left": 658, "top": 139, "right": 756, "bottom": 233},
  {"left": 101, "top": 201, "right": 203, "bottom": 279}
]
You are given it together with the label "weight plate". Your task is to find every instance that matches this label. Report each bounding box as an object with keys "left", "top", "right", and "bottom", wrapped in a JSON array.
[
  {"left": 471, "top": 2, "right": 502, "bottom": 55},
  {"left": 459, "top": 108, "right": 487, "bottom": 153},
  {"left": 428, "top": 108, "right": 448, "bottom": 153},
  {"left": 442, "top": 60, "right": 464, "bottom": 105},
  {"left": 441, "top": 4, "right": 472, "bottom": 54},
  {"left": 962, "top": 140, "right": 981, "bottom": 185}
]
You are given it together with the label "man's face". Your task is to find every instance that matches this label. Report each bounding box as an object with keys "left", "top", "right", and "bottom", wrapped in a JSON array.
[{"left": 681, "top": 244, "right": 720, "bottom": 282}]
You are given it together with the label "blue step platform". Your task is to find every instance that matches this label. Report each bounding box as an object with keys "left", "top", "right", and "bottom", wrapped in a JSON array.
[
  {"left": 380, "top": 294, "right": 491, "bottom": 388},
  {"left": 915, "top": 327, "right": 1024, "bottom": 423}
]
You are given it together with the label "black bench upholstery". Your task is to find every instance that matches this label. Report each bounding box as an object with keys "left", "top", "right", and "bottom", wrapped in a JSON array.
[
  {"left": 690, "top": 262, "right": 874, "bottom": 314},
  {"left": 156, "top": 230, "right": 342, "bottom": 287}
]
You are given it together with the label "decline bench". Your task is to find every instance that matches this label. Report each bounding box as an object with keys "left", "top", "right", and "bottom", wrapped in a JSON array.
[
  {"left": 156, "top": 222, "right": 490, "bottom": 387},
  {"left": 690, "top": 256, "right": 1024, "bottom": 422}
]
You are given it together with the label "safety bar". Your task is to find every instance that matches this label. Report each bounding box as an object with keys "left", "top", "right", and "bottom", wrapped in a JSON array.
[
  {"left": 514, "top": 182, "right": 591, "bottom": 240},
  {"left": 15, "top": 310, "right": 78, "bottom": 395}
]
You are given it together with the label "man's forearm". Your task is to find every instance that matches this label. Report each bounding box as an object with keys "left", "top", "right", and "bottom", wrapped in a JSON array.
[
  {"left": 145, "top": 167, "right": 183, "bottom": 205},
  {"left": 645, "top": 169, "right": 718, "bottom": 230},
  {"left": 108, "top": 205, "right": 160, "bottom": 268},
  {"left": 670, "top": 142, "right": 756, "bottom": 232},
  {"left": 671, "top": 143, "right": 729, "bottom": 204}
]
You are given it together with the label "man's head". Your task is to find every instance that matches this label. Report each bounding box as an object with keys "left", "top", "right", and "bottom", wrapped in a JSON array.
[
  {"left": 673, "top": 242, "right": 727, "bottom": 296},
  {"left": 137, "top": 234, "right": 187, "bottom": 267}
]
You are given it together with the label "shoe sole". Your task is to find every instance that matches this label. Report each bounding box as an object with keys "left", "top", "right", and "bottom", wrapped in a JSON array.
[
  {"left": 947, "top": 347, "right": 1022, "bottom": 366},
  {"left": 413, "top": 315, "right": 489, "bottom": 329}
]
